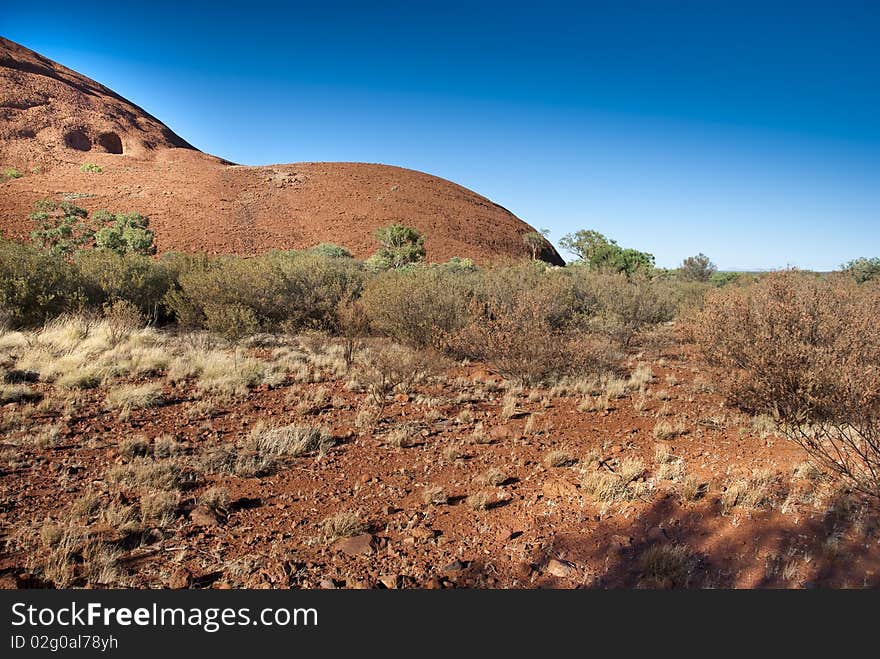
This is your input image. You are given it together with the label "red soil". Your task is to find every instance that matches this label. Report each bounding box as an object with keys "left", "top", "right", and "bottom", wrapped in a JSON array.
[
  {"left": 0, "top": 37, "right": 562, "bottom": 264},
  {"left": 1, "top": 336, "right": 876, "bottom": 589}
]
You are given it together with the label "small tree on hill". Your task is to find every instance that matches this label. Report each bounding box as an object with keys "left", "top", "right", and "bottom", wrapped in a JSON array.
[
  {"left": 29, "top": 200, "right": 93, "bottom": 255},
  {"left": 310, "top": 243, "right": 353, "bottom": 259},
  {"left": 368, "top": 224, "right": 426, "bottom": 270},
  {"left": 679, "top": 253, "right": 717, "bottom": 282},
  {"left": 29, "top": 200, "right": 155, "bottom": 257},
  {"left": 522, "top": 229, "right": 554, "bottom": 261},
  {"left": 94, "top": 211, "right": 156, "bottom": 256}
]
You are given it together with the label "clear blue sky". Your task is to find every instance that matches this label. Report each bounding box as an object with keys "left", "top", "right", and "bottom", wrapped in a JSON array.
[{"left": 3, "top": 1, "right": 878, "bottom": 270}]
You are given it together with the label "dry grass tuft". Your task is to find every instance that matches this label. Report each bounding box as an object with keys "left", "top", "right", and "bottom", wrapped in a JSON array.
[
  {"left": 581, "top": 458, "right": 648, "bottom": 503},
  {"left": 246, "top": 422, "right": 334, "bottom": 458},
  {"left": 105, "top": 383, "right": 163, "bottom": 414},
  {"left": 639, "top": 544, "right": 699, "bottom": 588},
  {"left": 321, "top": 511, "right": 367, "bottom": 543},
  {"left": 466, "top": 490, "right": 495, "bottom": 511},
  {"left": 422, "top": 485, "right": 448, "bottom": 506},
  {"left": 721, "top": 469, "right": 780, "bottom": 513},
  {"left": 385, "top": 424, "right": 417, "bottom": 448},
  {"left": 480, "top": 467, "right": 509, "bottom": 486},
  {"left": 678, "top": 474, "right": 706, "bottom": 502},
  {"left": 653, "top": 419, "right": 687, "bottom": 440},
  {"left": 544, "top": 450, "right": 577, "bottom": 468}
]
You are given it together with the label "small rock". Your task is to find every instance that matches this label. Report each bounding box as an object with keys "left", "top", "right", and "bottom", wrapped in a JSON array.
[
  {"left": 489, "top": 425, "right": 514, "bottom": 441},
  {"left": 190, "top": 505, "right": 221, "bottom": 527},
  {"left": 332, "top": 533, "right": 374, "bottom": 556},
  {"left": 513, "top": 561, "right": 534, "bottom": 580},
  {"left": 441, "top": 559, "right": 468, "bottom": 574},
  {"left": 168, "top": 567, "right": 192, "bottom": 589},
  {"left": 546, "top": 558, "right": 576, "bottom": 578},
  {"left": 410, "top": 527, "right": 438, "bottom": 540},
  {"left": 0, "top": 574, "right": 18, "bottom": 589},
  {"left": 542, "top": 478, "right": 579, "bottom": 499},
  {"left": 378, "top": 574, "right": 399, "bottom": 589},
  {"left": 424, "top": 576, "right": 443, "bottom": 589},
  {"left": 319, "top": 578, "right": 338, "bottom": 589}
]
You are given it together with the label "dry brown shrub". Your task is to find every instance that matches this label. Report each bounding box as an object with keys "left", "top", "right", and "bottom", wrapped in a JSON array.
[
  {"left": 691, "top": 271, "right": 880, "bottom": 496},
  {"left": 442, "top": 295, "right": 616, "bottom": 386},
  {"left": 355, "top": 341, "right": 437, "bottom": 405}
]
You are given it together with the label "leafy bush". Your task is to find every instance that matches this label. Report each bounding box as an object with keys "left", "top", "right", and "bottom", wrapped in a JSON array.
[
  {"left": 841, "top": 257, "right": 880, "bottom": 284},
  {"left": 93, "top": 211, "right": 156, "bottom": 256},
  {"left": 29, "top": 200, "right": 93, "bottom": 255},
  {"left": 679, "top": 253, "right": 717, "bottom": 282},
  {"left": 29, "top": 201, "right": 155, "bottom": 256},
  {"left": 435, "top": 256, "right": 476, "bottom": 273},
  {"left": 165, "top": 251, "right": 364, "bottom": 338},
  {"left": 569, "top": 271, "right": 676, "bottom": 346},
  {"left": 360, "top": 267, "right": 476, "bottom": 349},
  {"left": 80, "top": 163, "right": 102, "bottom": 173},
  {"left": 2, "top": 167, "right": 22, "bottom": 180},
  {"left": 310, "top": 243, "right": 353, "bottom": 259},
  {"left": 692, "top": 271, "right": 880, "bottom": 496},
  {"left": 560, "top": 229, "right": 654, "bottom": 275},
  {"left": 75, "top": 250, "right": 175, "bottom": 321},
  {"left": 367, "top": 224, "right": 425, "bottom": 270},
  {"left": 0, "top": 239, "right": 88, "bottom": 327}
]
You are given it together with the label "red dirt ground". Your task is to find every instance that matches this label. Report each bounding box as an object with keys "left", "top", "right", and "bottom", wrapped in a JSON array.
[
  {"left": 1, "top": 331, "right": 877, "bottom": 589},
  {"left": 0, "top": 37, "right": 562, "bottom": 264}
]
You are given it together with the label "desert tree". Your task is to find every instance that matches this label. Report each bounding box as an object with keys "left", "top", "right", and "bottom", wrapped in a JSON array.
[
  {"left": 841, "top": 257, "right": 880, "bottom": 284},
  {"left": 560, "top": 228, "right": 654, "bottom": 276},
  {"left": 679, "top": 253, "right": 717, "bottom": 282},
  {"left": 368, "top": 224, "right": 426, "bottom": 270},
  {"left": 522, "top": 228, "right": 552, "bottom": 261}
]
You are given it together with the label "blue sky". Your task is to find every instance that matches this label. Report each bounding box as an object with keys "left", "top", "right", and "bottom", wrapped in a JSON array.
[{"left": 3, "top": 1, "right": 878, "bottom": 269}]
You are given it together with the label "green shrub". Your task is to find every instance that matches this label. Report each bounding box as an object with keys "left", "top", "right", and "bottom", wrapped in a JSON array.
[
  {"left": 93, "top": 211, "right": 155, "bottom": 256},
  {"left": 435, "top": 256, "right": 476, "bottom": 273},
  {"left": 29, "top": 201, "right": 154, "bottom": 257},
  {"left": 2, "top": 167, "right": 22, "bottom": 180},
  {"left": 29, "top": 200, "right": 93, "bottom": 255},
  {"left": 0, "top": 239, "right": 88, "bottom": 327},
  {"left": 310, "top": 243, "right": 353, "bottom": 259},
  {"left": 709, "top": 271, "right": 742, "bottom": 287},
  {"left": 165, "top": 251, "right": 364, "bottom": 337},
  {"left": 560, "top": 229, "right": 654, "bottom": 275},
  {"left": 367, "top": 224, "right": 426, "bottom": 270},
  {"left": 360, "top": 267, "right": 476, "bottom": 348},
  {"left": 80, "top": 163, "right": 102, "bottom": 173},
  {"left": 841, "top": 257, "right": 880, "bottom": 284},
  {"left": 75, "top": 250, "right": 175, "bottom": 321},
  {"left": 569, "top": 271, "right": 676, "bottom": 346}
]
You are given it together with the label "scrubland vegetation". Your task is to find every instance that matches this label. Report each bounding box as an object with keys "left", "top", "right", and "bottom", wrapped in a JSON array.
[{"left": 1, "top": 212, "right": 879, "bottom": 589}]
